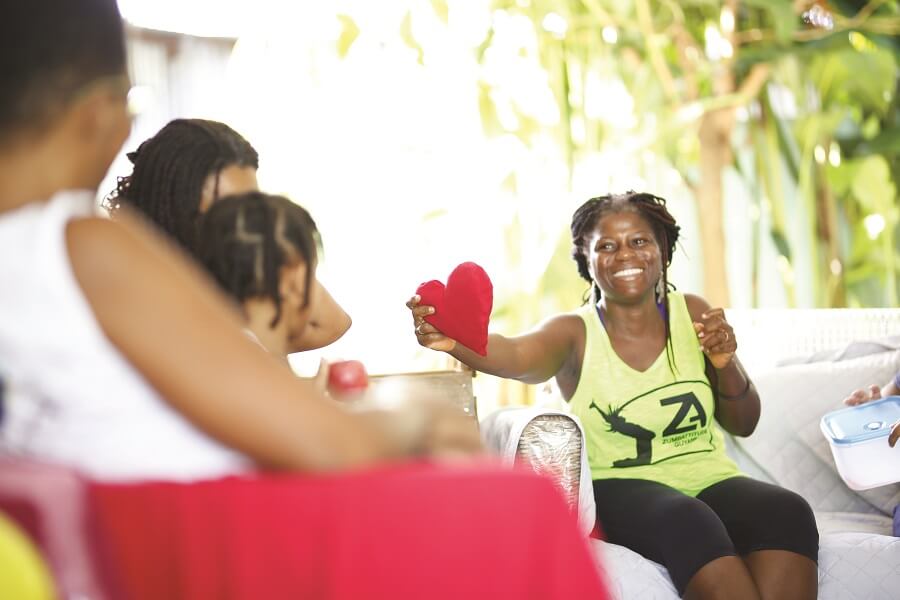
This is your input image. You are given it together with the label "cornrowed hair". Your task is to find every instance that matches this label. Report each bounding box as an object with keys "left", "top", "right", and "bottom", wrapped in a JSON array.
[
  {"left": 104, "top": 119, "right": 259, "bottom": 249},
  {"left": 570, "top": 191, "right": 682, "bottom": 373},
  {"left": 195, "top": 192, "right": 322, "bottom": 329}
]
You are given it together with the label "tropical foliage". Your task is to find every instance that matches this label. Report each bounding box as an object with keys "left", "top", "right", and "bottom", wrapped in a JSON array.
[{"left": 468, "top": 0, "right": 900, "bottom": 309}]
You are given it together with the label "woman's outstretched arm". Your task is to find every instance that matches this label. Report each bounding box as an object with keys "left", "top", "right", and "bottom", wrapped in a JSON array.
[{"left": 407, "top": 295, "right": 581, "bottom": 385}]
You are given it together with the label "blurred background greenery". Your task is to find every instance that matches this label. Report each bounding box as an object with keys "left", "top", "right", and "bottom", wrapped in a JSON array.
[
  {"left": 473, "top": 0, "right": 899, "bottom": 311},
  {"left": 114, "top": 0, "right": 898, "bottom": 408}
]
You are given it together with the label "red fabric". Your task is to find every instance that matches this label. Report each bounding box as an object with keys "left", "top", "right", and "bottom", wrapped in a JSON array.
[
  {"left": 90, "top": 462, "right": 608, "bottom": 600},
  {"left": 416, "top": 262, "right": 493, "bottom": 355},
  {"left": 0, "top": 458, "right": 119, "bottom": 600}
]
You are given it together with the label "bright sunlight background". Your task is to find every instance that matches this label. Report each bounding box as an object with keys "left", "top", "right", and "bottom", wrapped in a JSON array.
[{"left": 110, "top": 0, "right": 899, "bottom": 411}]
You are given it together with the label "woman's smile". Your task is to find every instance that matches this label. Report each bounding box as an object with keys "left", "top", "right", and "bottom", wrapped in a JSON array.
[{"left": 613, "top": 267, "right": 645, "bottom": 280}]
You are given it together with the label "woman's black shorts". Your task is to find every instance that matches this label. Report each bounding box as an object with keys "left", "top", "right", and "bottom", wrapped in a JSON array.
[{"left": 593, "top": 476, "right": 819, "bottom": 595}]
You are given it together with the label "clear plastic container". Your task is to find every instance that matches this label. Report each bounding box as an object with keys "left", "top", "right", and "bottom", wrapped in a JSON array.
[{"left": 820, "top": 396, "right": 900, "bottom": 490}]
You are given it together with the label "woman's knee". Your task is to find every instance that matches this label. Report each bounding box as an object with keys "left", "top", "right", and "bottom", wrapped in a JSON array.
[
  {"left": 740, "top": 486, "right": 819, "bottom": 559},
  {"left": 772, "top": 489, "right": 818, "bottom": 549}
]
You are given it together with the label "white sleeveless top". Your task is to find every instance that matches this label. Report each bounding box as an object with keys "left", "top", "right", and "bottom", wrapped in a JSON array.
[{"left": 0, "top": 191, "right": 252, "bottom": 481}]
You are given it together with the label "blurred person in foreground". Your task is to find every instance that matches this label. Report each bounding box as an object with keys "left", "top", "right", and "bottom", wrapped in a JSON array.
[
  {"left": 0, "top": 0, "right": 480, "bottom": 484},
  {"left": 0, "top": 3, "right": 609, "bottom": 599},
  {"left": 408, "top": 191, "right": 819, "bottom": 600}
]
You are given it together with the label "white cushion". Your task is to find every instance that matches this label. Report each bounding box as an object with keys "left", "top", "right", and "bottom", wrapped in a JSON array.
[
  {"left": 817, "top": 512, "right": 893, "bottom": 536},
  {"left": 595, "top": 532, "right": 900, "bottom": 600}
]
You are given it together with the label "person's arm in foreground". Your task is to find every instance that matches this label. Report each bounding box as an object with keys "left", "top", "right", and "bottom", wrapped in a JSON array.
[
  {"left": 686, "top": 294, "right": 760, "bottom": 437},
  {"left": 68, "top": 213, "right": 480, "bottom": 471}
]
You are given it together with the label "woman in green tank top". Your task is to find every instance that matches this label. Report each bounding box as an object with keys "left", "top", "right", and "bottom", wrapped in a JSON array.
[{"left": 407, "top": 192, "right": 818, "bottom": 600}]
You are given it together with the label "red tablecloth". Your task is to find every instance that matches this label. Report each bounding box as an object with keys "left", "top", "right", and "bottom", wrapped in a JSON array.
[
  {"left": 2, "top": 458, "right": 608, "bottom": 599},
  {"left": 91, "top": 461, "right": 607, "bottom": 600}
]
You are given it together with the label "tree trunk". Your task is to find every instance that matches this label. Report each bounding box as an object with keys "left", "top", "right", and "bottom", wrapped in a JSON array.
[{"left": 697, "top": 108, "right": 734, "bottom": 308}]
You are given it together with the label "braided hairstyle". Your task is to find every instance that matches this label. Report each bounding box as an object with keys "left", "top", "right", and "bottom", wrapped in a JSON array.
[
  {"left": 104, "top": 119, "right": 259, "bottom": 249},
  {"left": 571, "top": 191, "right": 682, "bottom": 371},
  {"left": 195, "top": 192, "right": 321, "bottom": 328}
]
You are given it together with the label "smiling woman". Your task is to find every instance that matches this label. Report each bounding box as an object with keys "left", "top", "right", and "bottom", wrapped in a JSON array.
[{"left": 407, "top": 190, "right": 821, "bottom": 600}]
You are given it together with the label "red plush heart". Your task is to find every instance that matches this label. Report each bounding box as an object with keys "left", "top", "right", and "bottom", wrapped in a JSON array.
[{"left": 415, "top": 262, "right": 493, "bottom": 356}]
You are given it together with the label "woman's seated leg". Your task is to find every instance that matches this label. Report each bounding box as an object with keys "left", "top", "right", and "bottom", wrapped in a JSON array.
[
  {"left": 593, "top": 478, "right": 758, "bottom": 599},
  {"left": 697, "top": 476, "right": 818, "bottom": 600}
]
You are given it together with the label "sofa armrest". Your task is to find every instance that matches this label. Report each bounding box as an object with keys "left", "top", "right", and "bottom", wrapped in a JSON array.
[{"left": 481, "top": 407, "right": 596, "bottom": 534}]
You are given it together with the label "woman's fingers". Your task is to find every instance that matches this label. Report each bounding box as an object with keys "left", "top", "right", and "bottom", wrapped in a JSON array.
[
  {"left": 418, "top": 331, "right": 445, "bottom": 345},
  {"left": 407, "top": 293, "right": 455, "bottom": 351},
  {"left": 843, "top": 384, "right": 886, "bottom": 408},
  {"left": 420, "top": 333, "right": 456, "bottom": 352},
  {"left": 407, "top": 294, "right": 436, "bottom": 328},
  {"left": 844, "top": 386, "right": 881, "bottom": 406},
  {"left": 695, "top": 324, "right": 735, "bottom": 355},
  {"left": 412, "top": 305, "right": 434, "bottom": 322},
  {"left": 844, "top": 389, "right": 867, "bottom": 406},
  {"left": 414, "top": 321, "right": 438, "bottom": 335}
]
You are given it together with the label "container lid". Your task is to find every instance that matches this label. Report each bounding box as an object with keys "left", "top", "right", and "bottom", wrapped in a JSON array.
[{"left": 821, "top": 396, "right": 900, "bottom": 446}]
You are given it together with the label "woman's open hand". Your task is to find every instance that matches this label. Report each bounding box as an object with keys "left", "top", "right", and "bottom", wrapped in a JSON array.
[
  {"left": 842, "top": 386, "right": 899, "bottom": 448},
  {"left": 843, "top": 385, "right": 882, "bottom": 406},
  {"left": 693, "top": 308, "right": 736, "bottom": 370},
  {"left": 406, "top": 294, "right": 457, "bottom": 352}
]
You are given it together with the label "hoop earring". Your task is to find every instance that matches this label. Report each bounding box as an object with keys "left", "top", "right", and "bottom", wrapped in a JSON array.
[{"left": 655, "top": 278, "right": 664, "bottom": 302}]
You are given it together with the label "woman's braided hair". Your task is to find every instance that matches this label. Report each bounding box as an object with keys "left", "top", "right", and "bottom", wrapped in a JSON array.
[
  {"left": 104, "top": 119, "right": 259, "bottom": 249},
  {"left": 571, "top": 191, "right": 682, "bottom": 373},
  {"left": 195, "top": 192, "right": 321, "bottom": 328}
]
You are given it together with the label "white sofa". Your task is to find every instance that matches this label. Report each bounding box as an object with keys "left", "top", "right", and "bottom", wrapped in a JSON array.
[{"left": 483, "top": 308, "right": 900, "bottom": 599}]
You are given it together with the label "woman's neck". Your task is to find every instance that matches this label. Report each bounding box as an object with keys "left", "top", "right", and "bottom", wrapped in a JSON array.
[
  {"left": 0, "top": 129, "right": 87, "bottom": 213},
  {"left": 599, "top": 295, "right": 665, "bottom": 338},
  {"left": 243, "top": 298, "right": 290, "bottom": 362}
]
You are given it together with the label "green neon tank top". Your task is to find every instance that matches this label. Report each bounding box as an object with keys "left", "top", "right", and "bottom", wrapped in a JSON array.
[{"left": 568, "top": 292, "right": 741, "bottom": 496}]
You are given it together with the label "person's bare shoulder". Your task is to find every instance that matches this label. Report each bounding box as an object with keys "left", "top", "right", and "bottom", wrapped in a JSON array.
[
  {"left": 67, "top": 216, "right": 127, "bottom": 262},
  {"left": 683, "top": 293, "right": 713, "bottom": 322},
  {"left": 537, "top": 311, "right": 585, "bottom": 340},
  {"left": 66, "top": 216, "right": 150, "bottom": 305}
]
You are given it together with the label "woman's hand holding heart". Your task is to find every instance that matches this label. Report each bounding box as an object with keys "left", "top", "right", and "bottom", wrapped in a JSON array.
[{"left": 407, "top": 294, "right": 458, "bottom": 352}]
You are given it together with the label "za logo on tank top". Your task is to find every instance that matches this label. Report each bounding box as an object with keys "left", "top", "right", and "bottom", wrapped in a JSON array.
[{"left": 588, "top": 380, "right": 716, "bottom": 468}]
